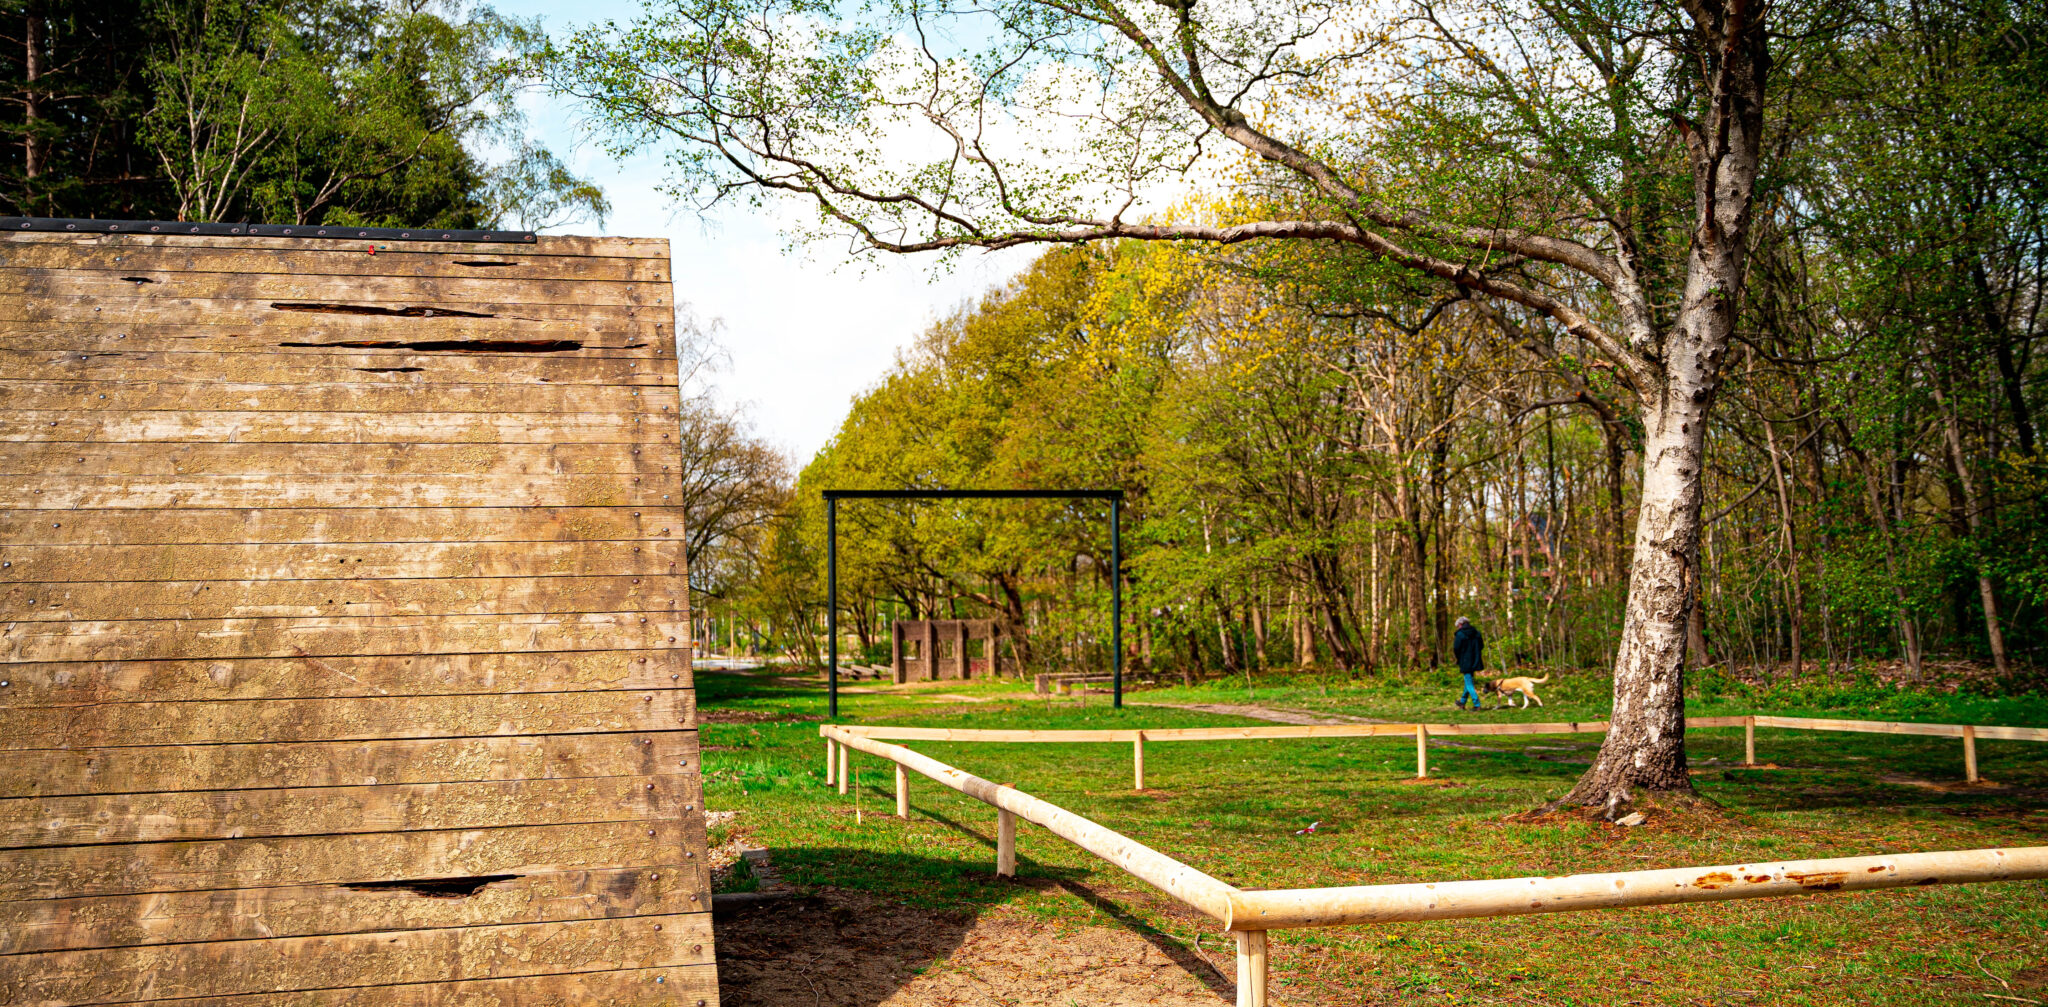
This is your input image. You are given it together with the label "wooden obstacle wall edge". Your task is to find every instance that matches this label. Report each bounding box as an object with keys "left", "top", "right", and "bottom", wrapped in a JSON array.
[{"left": 0, "top": 231, "right": 715, "bottom": 1007}]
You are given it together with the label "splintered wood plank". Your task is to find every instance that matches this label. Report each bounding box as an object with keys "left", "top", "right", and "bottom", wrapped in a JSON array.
[
  {"left": 2, "top": 689, "right": 693, "bottom": 750},
  {"left": 0, "top": 473, "right": 681, "bottom": 509},
  {"left": 0, "top": 507, "right": 683, "bottom": 546},
  {"left": 92, "top": 966, "right": 722, "bottom": 1007},
  {"left": 0, "top": 864, "right": 709, "bottom": 955},
  {"left": 0, "top": 349, "right": 676, "bottom": 386},
  {"left": 0, "top": 325, "right": 668, "bottom": 356},
  {"left": 0, "top": 612, "right": 687, "bottom": 663},
  {"left": 0, "top": 410, "right": 675, "bottom": 444},
  {"left": 0, "top": 442, "right": 676, "bottom": 476},
  {"left": 1, "top": 574, "right": 685, "bottom": 622},
  {"left": 0, "top": 540, "right": 682, "bottom": 582},
  {"left": 0, "top": 270, "right": 670, "bottom": 308},
  {"left": 0, "top": 293, "right": 661, "bottom": 325},
  {"left": 0, "top": 648, "right": 690, "bottom": 708},
  {"left": 2, "top": 773, "right": 697, "bottom": 847},
  {"left": 3, "top": 731, "right": 698, "bottom": 798},
  {"left": 2, "top": 818, "right": 694, "bottom": 901},
  {"left": 0, "top": 911, "right": 715, "bottom": 1006},
  {"left": 0, "top": 379, "right": 680, "bottom": 413},
  {"left": 0, "top": 242, "right": 672, "bottom": 281},
  {"left": 0, "top": 231, "right": 670, "bottom": 259}
]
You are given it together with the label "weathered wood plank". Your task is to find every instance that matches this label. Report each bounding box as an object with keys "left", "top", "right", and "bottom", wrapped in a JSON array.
[
  {"left": 0, "top": 410, "right": 675, "bottom": 443},
  {"left": 0, "top": 269, "right": 670, "bottom": 308},
  {"left": 0, "top": 865, "right": 706, "bottom": 955},
  {"left": 0, "top": 294, "right": 663, "bottom": 325},
  {"left": 0, "top": 691, "right": 694, "bottom": 749},
  {"left": 97, "top": 966, "right": 721, "bottom": 1007},
  {"left": 0, "top": 442, "right": 678, "bottom": 476},
  {"left": 0, "top": 242, "right": 672, "bottom": 281},
  {"left": 0, "top": 231, "right": 670, "bottom": 259},
  {"left": 0, "top": 325, "right": 668, "bottom": 356},
  {"left": 0, "top": 612, "right": 688, "bottom": 663},
  {"left": 0, "top": 911, "right": 716, "bottom": 1005},
  {"left": 0, "top": 474, "right": 682, "bottom": 509},
  {"left": 2, "top": 647, "right": 690, "bottom": 708},
  {"left": 0, "top": 379, "right": 680, "bottom": 413},
  {"left": 1, "top": 819, "right": 694, "bottom": 902},
  {"left": 0, "top": 507, "right": 681, "bottom": 546},
  {"left": 1, "top": 574, "right": 685, "bottom": 622},
  {"left": 0, "top": 540, "right": 682, "bottom": 582},
  {"left": 1, "top": 731, "right": 697, "bottom": 798},
  {"left": 0, "top": 349, "right": 675, "bottom": 386},
  {"left": 2, "top": 774, "right": 697, "bottom": 847}
]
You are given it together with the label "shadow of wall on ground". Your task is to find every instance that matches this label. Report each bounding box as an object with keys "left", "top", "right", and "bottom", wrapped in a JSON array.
[{"left": 712, "top": 846, "right": 1235, "bottom": 1007}]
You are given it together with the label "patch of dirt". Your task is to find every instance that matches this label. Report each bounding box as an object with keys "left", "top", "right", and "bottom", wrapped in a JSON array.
[
  {"left": 714, "top": 888, "right": 1232, "bottom": 1006},
  {"left": 2012, "top": 961, "right": 2048, "bottom": 993},
  {"left": 701, "top": 709, "right": 824, "bottom": 724},
  {"left": 1876, "top": 773, "right": 2009, "bottom": 793}
]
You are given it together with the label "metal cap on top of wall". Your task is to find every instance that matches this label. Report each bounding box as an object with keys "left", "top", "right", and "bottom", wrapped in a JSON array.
[{"left": 0, "top": 216, "right": 537, "bottom": 243}]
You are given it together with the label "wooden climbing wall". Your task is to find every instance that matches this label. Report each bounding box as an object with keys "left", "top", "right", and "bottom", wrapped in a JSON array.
[{"left": 0, "top": 229, "right": 716, "bottom": 1006}]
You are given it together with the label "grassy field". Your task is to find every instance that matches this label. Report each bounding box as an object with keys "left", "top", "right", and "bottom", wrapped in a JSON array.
[{"left": 700, "top": 667, "right": 2048, "bottom": 1005}]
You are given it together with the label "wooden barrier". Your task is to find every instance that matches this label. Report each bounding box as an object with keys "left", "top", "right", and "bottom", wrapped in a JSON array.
[
  {"left": 1, "top": 230, "right": 714, "bottom": 1007},
  {"left": 820, "top": 720, "right": 2048, "bottom": 1006},
  {"left": 830, "top": 713, "right": 2041, "bottom": 788}
]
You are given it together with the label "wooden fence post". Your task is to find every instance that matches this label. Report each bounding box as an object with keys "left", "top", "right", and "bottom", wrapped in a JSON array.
[
  {"left": 1233, "top": 929, "right": 1268, "bottom": 1007},
  {"left": 1964, "top": 726, "right": 1979, "bottom": 783},
  {"left": 1134, "top": 732, "right": 1146, "bottom": 791},
  {"left": 997, "top": 784, "right": 1017, "bottom": 877},
  {"left": 1744, "top": 716, "right": 1756, "bottom": 766},
  {"left": 1415, "top": 725, "right": 1429, "bottom": 779},
  {"left": 837, "top": 743, "right": 850, "bottom": 796},
  {"left": 896, "top": 764, "right": 910, "bottom": 818},
  {"left": 825, "top": 737, "right": 837, "bottom": 786}
]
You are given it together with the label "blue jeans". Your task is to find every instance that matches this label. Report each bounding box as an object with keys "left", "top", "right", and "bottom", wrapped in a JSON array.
[{"left": 1460, "top": 673, "right": 1483, "bottom": 708}]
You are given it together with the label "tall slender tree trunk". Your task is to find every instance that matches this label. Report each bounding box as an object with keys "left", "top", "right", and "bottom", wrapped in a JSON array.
[
  {"left": 1762, "top": 415, "right": 1802, "bottom": 675},
  {"left": 24, "top": 2, "right": 44, "bottom": 186},
  {"left": 1560, "top": 0, "right": 1766, "bottom": 811},
  {"left": 1933, "top": 387, "right": 2011, "bottom": 675}
]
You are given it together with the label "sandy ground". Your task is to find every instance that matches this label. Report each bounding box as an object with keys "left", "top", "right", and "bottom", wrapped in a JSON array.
[{"left": 713, "top": 888, "right": 1234, "bottom": 1007}]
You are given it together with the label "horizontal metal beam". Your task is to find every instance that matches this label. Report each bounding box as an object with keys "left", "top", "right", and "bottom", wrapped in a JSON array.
[{"left": 822, "top": 488, "right": 1122, "bottom": 500}]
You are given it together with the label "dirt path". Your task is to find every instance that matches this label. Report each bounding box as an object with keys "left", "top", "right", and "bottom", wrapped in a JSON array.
[
  {"left": 714, "top": 888, "right": 1232, "bottom": 1006},
  {"left": 1130, "top": 701, "right": 1389, "bottom": 725}
]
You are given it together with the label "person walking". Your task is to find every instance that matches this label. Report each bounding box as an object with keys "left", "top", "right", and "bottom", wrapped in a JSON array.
[{"left": 1453, "top": 616, "right": 1487, "bottom": 710}]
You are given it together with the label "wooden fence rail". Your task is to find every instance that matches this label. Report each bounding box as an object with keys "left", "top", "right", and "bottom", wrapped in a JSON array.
[
  {"left": 827, "top": 714, "right": 2048, "bottom": 788},
  {"left": 819, "top": 722, "right": 2048, "bottom": 1007}
]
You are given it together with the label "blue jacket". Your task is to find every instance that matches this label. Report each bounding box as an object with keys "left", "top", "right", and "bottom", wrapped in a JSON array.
[{"left": 1453, "top": 625, "right": 1484, "bottom": 674}]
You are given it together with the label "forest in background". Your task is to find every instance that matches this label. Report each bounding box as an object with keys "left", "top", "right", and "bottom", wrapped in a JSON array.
[
  {"left": 692, "top": 0, "right": 2048, "bottom": 688},
  {"left": 1, "top": 0, "right": 603, "bottom": 228}
]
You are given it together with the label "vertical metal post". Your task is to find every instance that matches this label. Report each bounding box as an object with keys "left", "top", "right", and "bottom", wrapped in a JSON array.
[
  {"left": 827, "top": 495, "right": 839, "bottom": 720},
  {"left": 1111, "top": 494, "right": 1123, "bottom": 709}
]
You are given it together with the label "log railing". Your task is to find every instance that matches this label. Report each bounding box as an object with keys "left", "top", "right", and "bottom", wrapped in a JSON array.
[
  {"left": 827, "top": 714, "right": 2048, "bottom": 788},
  {"left": 819, "top": 721, "right": 2048, "bottom": 1007}
]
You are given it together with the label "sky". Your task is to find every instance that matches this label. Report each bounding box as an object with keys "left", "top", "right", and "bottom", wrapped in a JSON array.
[{"left": 494, "top": 0, "right": 1039, "bottom": 464}]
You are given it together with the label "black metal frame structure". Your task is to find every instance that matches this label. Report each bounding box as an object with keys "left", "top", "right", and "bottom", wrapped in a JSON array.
[{"left": 823, "top": 489, "right": 1124, "bottom": 717}]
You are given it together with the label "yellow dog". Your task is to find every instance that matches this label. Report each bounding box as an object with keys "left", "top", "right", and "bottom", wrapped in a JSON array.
[{"left": 1486, "top": 673, "right": 1550, "bottom": 708}]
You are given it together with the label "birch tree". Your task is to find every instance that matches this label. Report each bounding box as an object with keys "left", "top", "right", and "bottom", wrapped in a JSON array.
[{"left": 558, "top": 0, "right": 1787, "bottom": 811}]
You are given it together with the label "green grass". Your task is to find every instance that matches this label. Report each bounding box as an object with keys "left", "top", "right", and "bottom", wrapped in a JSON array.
[{"left": 699, "top": 669, "right": 2048, "bottom": 1005}]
